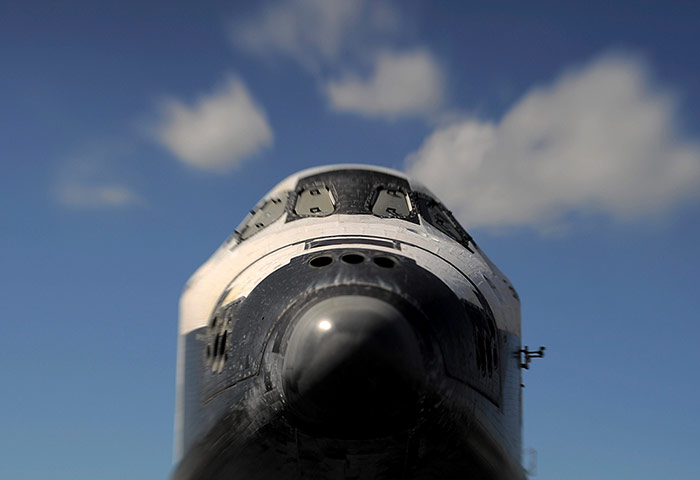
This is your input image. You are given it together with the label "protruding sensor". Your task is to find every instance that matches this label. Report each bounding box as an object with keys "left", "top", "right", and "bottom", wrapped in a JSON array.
[{"left": 282, "top": 295, "right": 424, "bottom": 436}]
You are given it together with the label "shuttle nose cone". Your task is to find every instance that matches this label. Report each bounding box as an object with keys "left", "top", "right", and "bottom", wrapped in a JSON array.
[{"left": 282, "top": 295, "right": 424, "bottom": 436}]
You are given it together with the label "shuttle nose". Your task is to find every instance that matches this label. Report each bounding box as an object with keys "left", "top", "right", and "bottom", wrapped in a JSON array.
[{"left": 282, "top": 295, "right": 424, "bottom": 436}]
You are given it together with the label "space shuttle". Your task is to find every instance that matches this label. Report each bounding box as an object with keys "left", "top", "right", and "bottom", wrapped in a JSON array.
[{"left": 173, "top": 165, "right": 532, "bottom": 479}]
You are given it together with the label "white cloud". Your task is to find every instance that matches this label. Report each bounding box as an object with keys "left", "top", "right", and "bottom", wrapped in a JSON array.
[
  {"left": 405, "top": 54, "right": 700, "bottom": 230},
  {"left": 230, "top": 1, "right": 444, "bottom": 121},
  {"left": 56, "top": 183, "right": 142, "bottom": 209},
  {"left": 154, "top": 77, "right": 273, "bottom": 172},
  {"left": 325, "top": 50, "right": 444, "bottom": 119},
  {"left": 230, "top": 0, "right": 398, "bottom": 72}
]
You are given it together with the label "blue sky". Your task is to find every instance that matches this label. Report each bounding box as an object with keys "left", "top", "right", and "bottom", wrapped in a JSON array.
[{"left": 2, "top": 1, "right": 700, "bottom": 479}]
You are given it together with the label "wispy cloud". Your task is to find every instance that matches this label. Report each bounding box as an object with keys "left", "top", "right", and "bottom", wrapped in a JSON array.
[
  {"left": 152, "top": 76, "right": 273, "bottom": 172},
  {"left": 230, "top": 0, "right": 399, "bottom": 73},
  {"left": 406, "top": 53, "right": 700, "bottom": 230},
  {"left": 230, "top": 0, "right": 442, "bottom": 121},
  {"left": 54, "top": 147, "right": 144, "bottom": 210},
  {"left": 326, "top": 50, "right": 444, "bottom": 119},
  {"left": 56, "top": 184, "right": 142, "bottom": 209}
]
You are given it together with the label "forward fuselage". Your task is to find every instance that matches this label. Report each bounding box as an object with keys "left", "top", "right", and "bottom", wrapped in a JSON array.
[{"left": 174, "top": 166, "right": 525, "bottom": 479}]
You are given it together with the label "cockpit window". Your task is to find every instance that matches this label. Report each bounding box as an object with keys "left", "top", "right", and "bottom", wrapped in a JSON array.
[
  {"left": 235, "top": 192, "right": 289, "bottom": 240},
  {"left": 286, "top": 169, "right": 420, "bottom": 224},
  {"left": 294, "top": 186, "right": 335, "bottom": 217},
  {"left": 371, "top": 188, "right": 412, "bottom": 218},
  {"left": 416, "top": 193, "right": 474, "bottom": 252}
]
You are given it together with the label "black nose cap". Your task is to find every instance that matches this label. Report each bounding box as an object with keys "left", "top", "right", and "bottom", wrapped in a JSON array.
[{"left": 282, "top": 295, "right": 424, "bottom": 436}]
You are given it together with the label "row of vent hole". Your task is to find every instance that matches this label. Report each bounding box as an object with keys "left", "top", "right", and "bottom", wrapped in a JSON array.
[{"left": 309, "top": 253, "right": 396, "bottom": 269}]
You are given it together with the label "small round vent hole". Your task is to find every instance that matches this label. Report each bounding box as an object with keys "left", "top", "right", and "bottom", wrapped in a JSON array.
[
  {"left": 309, "top": 255, "right": 333, "bottom": 267},
  {"left": 341, "top": 253, "right": 364, "bottom": 264},
  {"left": 373, "top": 256, "right": 396, "bottom": 268}
]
